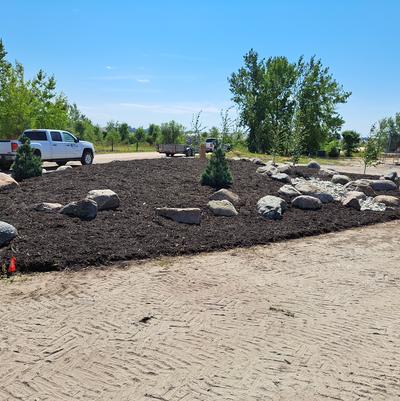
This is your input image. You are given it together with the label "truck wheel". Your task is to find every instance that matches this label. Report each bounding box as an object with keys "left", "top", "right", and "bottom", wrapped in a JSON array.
[
  {"left": 81, "top": 150, "right": 93, "bottom": 165},
  {"left": 33, "top": 150, "right": 41, "bottom": 159}
]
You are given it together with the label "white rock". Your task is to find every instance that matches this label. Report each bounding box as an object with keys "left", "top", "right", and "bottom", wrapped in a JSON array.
[
  {"left": 87, "top": 189, "right": 120, "bottom": 211},
  {"left": 256, "top": 196, "right": 287, "bottom": 220},
  {"left": 0, "top": 221, "right": 17, "bottom": 247},
  {"left": 208, "top": 200, "right": 238, "bottom": 217}
]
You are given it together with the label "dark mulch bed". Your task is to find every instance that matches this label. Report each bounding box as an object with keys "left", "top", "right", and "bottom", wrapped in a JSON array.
[{"left": 1, "top": 159, "right": 400, "bottom": 272}]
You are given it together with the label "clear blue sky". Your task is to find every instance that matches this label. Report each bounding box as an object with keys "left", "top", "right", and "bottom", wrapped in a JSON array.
[{"left": 1, "top": 0, "right": 400, "bottom": 134}]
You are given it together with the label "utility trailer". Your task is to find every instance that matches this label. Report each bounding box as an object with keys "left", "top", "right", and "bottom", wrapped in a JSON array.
[{"left": 157, "top": 144, "right": 195, "bottom": 157}]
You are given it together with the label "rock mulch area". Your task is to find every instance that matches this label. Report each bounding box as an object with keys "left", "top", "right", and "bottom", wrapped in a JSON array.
[{"left": 1, "top": 159, "right": 400, "bottom": 272}]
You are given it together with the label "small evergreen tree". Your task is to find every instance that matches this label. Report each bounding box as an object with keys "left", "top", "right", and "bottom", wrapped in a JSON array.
[
  {"left": 342, "top": 130, "right": 360, "bottom": 157},
  {"left": 11, "top": 135, "right": 42, "bottom": 181},
  {"left": 201, "top": 145, "right": 233, "bottom": 188}
]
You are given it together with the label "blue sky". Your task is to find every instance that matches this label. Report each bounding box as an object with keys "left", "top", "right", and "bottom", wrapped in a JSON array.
[{"left": 1, "top": 0, "right": 400, "bottom": 133}]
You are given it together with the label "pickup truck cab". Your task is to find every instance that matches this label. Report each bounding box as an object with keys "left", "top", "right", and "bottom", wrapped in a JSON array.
[{"left": 0, "top": 129, "right": 95, "bottom": 170}]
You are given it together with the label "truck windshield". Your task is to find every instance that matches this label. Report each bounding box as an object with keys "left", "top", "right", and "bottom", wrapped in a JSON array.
[{"left": 24, "top": 131, "right": 47, "bottom": 141}]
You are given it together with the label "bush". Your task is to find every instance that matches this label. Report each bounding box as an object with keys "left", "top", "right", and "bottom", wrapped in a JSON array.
[
  {"left": 341, "top": 130, "right": 361, "bottom": 157},
  {"left": 11, "top": 135, "right": 42, "bottom": 181},
  {"left": 324, "top": 140, "right": 340, "bottom": 158},
  {"left": 201, "top": 145, "right": 233, "bottom": 188}
]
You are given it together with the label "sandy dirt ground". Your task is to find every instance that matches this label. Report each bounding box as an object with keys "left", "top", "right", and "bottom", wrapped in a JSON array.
[{"left": 1, "top": 221, "right": 400, "bottom": 400}]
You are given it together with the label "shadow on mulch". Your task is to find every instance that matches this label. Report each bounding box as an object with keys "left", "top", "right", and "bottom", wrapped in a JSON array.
[{"left": 1, "top": 159, "right": 399, "bottom": 272}]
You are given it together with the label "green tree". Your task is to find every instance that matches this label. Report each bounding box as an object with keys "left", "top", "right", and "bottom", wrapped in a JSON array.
[
  {"left": 133, "top": 127, "right": 145, "bottom": 151},
  {"left": 11, "top": 135, "right": 42, "bottom": 181},
  {"left": 229, "top": 50, "right": 351, "bottom": 155},
  {"left": 361, "top": 125, "right": 383, "bottom": 174},
  {"left": 160, "top": 121, "right": 185, "bottom": 144},
  {"left": 147, "top": 123, "right": 161, "bottom": 145},
  {"left": 229, "top": 49, "right": 266, "bottom": 153},
  {"left": 294, "top": 57, "right": 351, "bottom": 154},
  {"left": 105, "top": 121, "right": 120, "bottom": 151},
  {"left": 201, "top": 145, "right": 233, "bottom": 189},
  {"left": 341, "top": 130, "right": 361, "bottom": 157},
  {"left": 118, "top": 122, "right": 130, "bottom": 143}
]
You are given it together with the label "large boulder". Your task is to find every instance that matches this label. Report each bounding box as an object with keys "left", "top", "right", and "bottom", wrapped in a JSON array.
[
  {"left": 256, "top": 165, "right": 277, "bottom": 176},
  {"left": 0, "top": 173, "right": 19, "bottom": 191},
  {"left": 384, "top": 171, "right": 398, "bottom": 182},
  {"left": 0, "top": 221, "right": 17, "bottom": 247},
  {"left": 370, "top": 180, "right": 397, "bottom": 192},
  {"left": 295, "top": 182, "right": 320, "bottom": 195},
  {"left": 34, "top": 202, "right": 63, "bottom": 212},
  {"left": 292, "top": 195, "right": 322, "bottom": 210},
  {"left": 156, "top": 207, "right": 201, "bottom": 224},
  {"left": 271, "top": 173, "right": 291, "bottom": 184},
  {"left": 307, "top": 161, "right": 321, "bottom": 169},
  {"left": 277, "top": 164, "right": 292, "bottom": 174},
  {"left": 341, "top": 194, "right": 361, "bottom": 210},
  {"left": 208, "top": 200, "right": 238, "bottom": 217},
  {"left": 86, "top": 189, "right": 120, "bottom": 211},
  {"left": 332, "top": 174, "right": 351, "bottom": 185},
  {"left": 320, "top": 168, "right": 337, "bottom": 178},
  {"left": 346, "top": 191, "right": 367, "bottom": 201},
  {"left": 256, "top": 195, "right": 287, "bottom": 220},
  {"left": 294, "top": 182, "right": 333, "bottom": 203},
  {"left": 373, "top": 195, "right": 400, "bottom": 207},
  {"left": 278, "top": 184, "right": 301, "bottom": 198},
  {"left": 209, "top": 188, "right": 240, "bottom": 204},
  {"left": 345, "top": 179, "right": 376, "bottom": 197},
  {"left": 60, "top": 199, "right": 98, "bottom": 221}
]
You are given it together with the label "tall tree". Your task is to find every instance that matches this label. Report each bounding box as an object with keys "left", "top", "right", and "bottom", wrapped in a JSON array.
[
  {"left": 229, "top": 49, "right": 266, "bottom": 152},
  {"left": 160, "top": 121, "right": 185, "bottom": 144},
  {"left": 229, "top": 50, "right": 351, "bottom": 155},
  {"left": 147, "top": 123, "right": 161, "bottom": 145}
]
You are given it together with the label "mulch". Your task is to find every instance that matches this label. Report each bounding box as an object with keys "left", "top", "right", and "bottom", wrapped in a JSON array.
[{"left": 1, "top": 158, "right": 399, "bottom": 272}]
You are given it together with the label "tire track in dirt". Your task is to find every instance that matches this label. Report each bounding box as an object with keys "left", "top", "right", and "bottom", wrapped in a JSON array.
[{"left": 1, "top": 221, "right": 400, "bottom": 400}]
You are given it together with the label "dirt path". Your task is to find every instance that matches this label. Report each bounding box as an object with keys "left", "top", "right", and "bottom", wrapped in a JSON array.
[{"left": 1, "top": 222, "right": 400, "bottom": 401}]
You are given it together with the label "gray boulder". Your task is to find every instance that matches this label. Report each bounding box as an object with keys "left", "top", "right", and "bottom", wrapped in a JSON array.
[
  {"left": 209, "top": 188, "right": 240, "bottom": 204},
  {"left": 0, "top": 173, "right": 19, "bottom": 190},
  {"left": 295, "top": 182, "right": 320, "bottom": 195},
  {"left": 307, "top": 161, "right": 321, "bottom": 169},
  {"left": 271, "top": 173, "right": 291, "bottom": 184},
  {"left": 60, "top": 199, "right": 98, "bottom": 220},
  {"left": 292, "top": 195, "right": 322, "bottom": 210},
  {"left": 56, "top": 165, "right": 72, "bottom": 172},
  {"left": 256, "top": 165, "right": 277, "bottom": 176},
  {"left": 277, "top": 164, "right": 292, "bottom": 174},
  {"left": 208, "top": 200, "right": 238, "bottom": 217},
  {"left": 320, "top": 168, "right": 337, "bottom": 177},
  {"left": 342, "top": 194, "right": 361, "bottom": 210},
  {"left": 346, "top": 191, "right": 367, "bottom": 201},
  {"left": 345, "top": 179, "right": 376, "bottom": 197},
  {"left": 156, "top": 207, "right": 201, "bottom": 224},
  {"left": 256, "top": 195, "right": 287, "bottom": 220},
  {"left": 384, "top": 170, "right": 398, "bottom": 182},
  {"left": 373, "top": 195, "right": 400, "bottom": 207},
  {"left": 278, "top": 184, "right": 301, "bottom": 198},
  {"left": 370, "top": 179, "right": 397, "bottom": 191},
  {"left": 34, "top": 202, "right": 63, "bottom": 212},
  {"left": 86, "top": 189, "right": 120, "bottom": 211},
  {"left": 294, "top": 182, "right": 333, "bottom": 203},
  {"left": 332, "top": 174, "right": 351, "bottom": 185},
  {"left": 0, "top": 221, "right": 17, "bottom": 247}
]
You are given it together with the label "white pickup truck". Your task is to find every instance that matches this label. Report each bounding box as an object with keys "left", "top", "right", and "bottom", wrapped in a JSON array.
[{"left": 0, "top": 129, "right": 95, "bottom": 170}]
